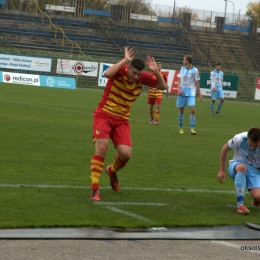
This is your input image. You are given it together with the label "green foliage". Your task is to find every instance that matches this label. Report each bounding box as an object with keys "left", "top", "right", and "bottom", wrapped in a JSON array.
[
  {"left": 1, "top": 83, "right": 260, "bottom": 228},
  {"left": 246, "top": 1, "right": 260, "bottom": 21}
]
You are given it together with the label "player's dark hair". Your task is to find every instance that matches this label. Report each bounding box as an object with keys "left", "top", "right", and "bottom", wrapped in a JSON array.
[
  {"left": 184, "top": 55, "right": 193, "bottom": 64},
  {"left": 248, "top": 127, "right": 260, "bottom": 142},
  {"left": 130, "top": 58, "right": 145, "bottom": 70},
  {"left": 215, "top": 62, "right": 221, "bottom": 66}
]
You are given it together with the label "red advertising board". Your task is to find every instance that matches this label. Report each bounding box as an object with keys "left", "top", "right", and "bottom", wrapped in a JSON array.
[
  {"left": 256, "top": 77, "right": 260, "bottom": 90},
  {"left": 170, "top": 70, "right": 180, "bottom": 93},
  {"left": 255, "top": 77, "right": 260, "bottom": 100}
]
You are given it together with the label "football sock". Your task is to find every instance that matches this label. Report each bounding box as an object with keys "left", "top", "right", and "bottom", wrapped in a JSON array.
[
  {"left": 217, "top": 102, "right": 223, "bottom": 111},
  {"left": 155, "top": 111, "right": 160, "bottom": 120},
  {"left": 90, "top": 154, "right": 104, "bottom": 190},
  {"left": 110, "top": 155, "right": 126, "bottom": 174},
  {"left": 150, "top": 110, "right": 154, "bottom": 120},
  {"left": 178, "top": 113, "right": 184, "bottom": 128},
  {"left": 190, "top": 115, "right": 195, "bottom": 129},
  {"left": 211, "top": 103, "right": 214, "bottom": 113},
  {"left": 234, "top": 172, "right": 246, "bottom": 206}
]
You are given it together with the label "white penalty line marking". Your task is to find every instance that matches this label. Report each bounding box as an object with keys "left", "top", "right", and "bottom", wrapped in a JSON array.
[
  {"left": 1, "top": 100, "right": 88, "bottom": 114},
  {"left": 95, "top": 202, "right": 167, "bottom": 206},
  {"left": 0, "top": 184, "right": 235, "bottom": 194},
  {"left": 1, "top": 183, "right": 235, "bottom": 223},
  {"left": 106, "top": 206, "right": 151, "bottom": 222}
]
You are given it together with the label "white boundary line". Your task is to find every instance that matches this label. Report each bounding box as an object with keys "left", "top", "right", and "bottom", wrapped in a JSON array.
[
  {"left": 106, "top": 206, "right": 152, "bottom": 222},
  {"left": 1, "top": 99, "right": 88, "bottom": 114},
  {"left": 0, "top": 184, "right": 235, "bottom": 193},
  {"left": 0, "top": 183, "right": 236, "bottom": 223},
  {"left": 94, "top": 202, "right": 168, "bottom": 206}
]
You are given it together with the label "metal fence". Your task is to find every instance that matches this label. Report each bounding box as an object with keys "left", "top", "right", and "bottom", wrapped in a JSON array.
[
  {"left": 1, "top": 42, "right": 257, "bottom": 101},
  {"left": 3, "top": 1, "right": 248, "bottom": 26}
]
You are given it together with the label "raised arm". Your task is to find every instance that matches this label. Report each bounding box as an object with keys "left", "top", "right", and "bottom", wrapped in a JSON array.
[
  {"left": 104, "top": 47, "right": 134, "bottom": 78},
  {"left": 146, "top": 56, "right": 167, "bottom": 91}
]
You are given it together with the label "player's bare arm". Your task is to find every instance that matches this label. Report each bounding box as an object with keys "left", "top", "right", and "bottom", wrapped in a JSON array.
[
  {"left": 196, "top": 81, "right": 203, "bottom": 102},
  {"left": 104, "top": 46, "right": 134, "bottom": 78},
  {"left": 217, "top": 144, "right": 231, "bottom": 183},
  {"left": 146, "top": 56, "right": 167, "bottom": 91},
  {"left": 178, "top": 78, "right": 182, "bottom": 95},
  {"left": 210, "top": 77, "right": 217, "bottom": 92},
  {"left": 165, "top": 86, "right": 169, "bottom": 97}
]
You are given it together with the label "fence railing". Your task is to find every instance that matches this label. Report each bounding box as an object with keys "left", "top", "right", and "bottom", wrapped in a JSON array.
[{"left": 32, "top": 0, "right": 94, "bottom": 61}]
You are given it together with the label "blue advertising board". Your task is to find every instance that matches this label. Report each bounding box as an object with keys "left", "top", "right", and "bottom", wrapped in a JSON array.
[{"left": 40, "top": 75, "right": 76, "bottom": 89}]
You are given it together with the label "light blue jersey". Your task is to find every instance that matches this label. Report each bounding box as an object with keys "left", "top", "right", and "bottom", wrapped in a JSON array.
[
  {"left": 228, "top": 132, "right": 260, "bottom": 190},
  {"left": 210, "top": 70, "right": 223, "bottom": 91},
  {"left": 178, "top": 66, "right": 200, "bottom": 96},
  {"left": 228, "top": 132, "right": 260, "bottom": 168}
]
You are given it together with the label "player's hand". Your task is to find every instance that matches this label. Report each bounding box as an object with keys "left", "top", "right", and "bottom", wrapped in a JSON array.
[
  {"left": 178, "top": 89, "right": 183, "bottom": 95},
  {"left": 199, "top": 95, "right": 203, "bottom": 102},
  {"left": 217, "top": 170, "right": 226, "bottom": 184},
  {"left": 146, "top": 56, "right": 157, "bottom": 72},
  {"left": 124, "top": 47, "right": 134, "bottom": 62},
  {"left": 213, "top": 87, "right": 217, "bottom": 93},
  {"left": 165, "top": 88, "right": 169, "bottom": 97}
]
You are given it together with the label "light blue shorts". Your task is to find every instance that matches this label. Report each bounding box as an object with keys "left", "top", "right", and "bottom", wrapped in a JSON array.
[
  {"left": 176, "top": 95, "right": 195, "bottom": 107},
  {"left": 228, "top": 161, "right": 260, "bottom": 190},
  {"left": 211, "top": 89, "right": 224, "bottom": 100}
]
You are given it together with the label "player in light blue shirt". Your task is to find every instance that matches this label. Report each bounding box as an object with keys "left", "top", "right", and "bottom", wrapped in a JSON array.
[
  {"left": 176, "top": 55, "right": 202, "bottom": 135},
  {"left": 217, "top": 127, "right": 260, "bottom": 215},
  {"left": 210, "top": 63, "right": 224, "bottom": 116}
]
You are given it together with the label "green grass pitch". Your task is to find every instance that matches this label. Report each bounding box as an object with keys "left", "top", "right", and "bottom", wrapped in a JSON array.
[{"left": 1, "top": 83, "right": 260, "bottom": 229}]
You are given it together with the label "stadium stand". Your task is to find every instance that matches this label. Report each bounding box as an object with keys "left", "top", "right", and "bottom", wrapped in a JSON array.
[
  {"left": 0, "top": 10, "right": 122, "bottom": 59},
  {"left": 0, "top": 9, "right": 199, "bottom": 66},
  {"left": 0, "top": 7, "right": 259, "bottom": 99},
  {"left": 182, "top": 30, "right": 256, "bottom": 71}
]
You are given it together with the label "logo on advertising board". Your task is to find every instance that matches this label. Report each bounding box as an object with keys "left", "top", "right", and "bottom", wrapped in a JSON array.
[
  {"left": 40, "top": 75, "right": 76, "bottom": 89},
  {"left": 98, "top": 63, "right": 113, "bottom": 87},
  {"left": 2, "top": 72, "right": 40, "bottom": 85},
  {"left": 4, "top": 74, "right": 11, "bottom": 81},
  {"left": 0, "top": 71, "right": 76, "bottom": 89},
  {"left": 73, "top": 61, "right": 97, "bottom": 75},
  {"left": 46, "top": 77, "right": 55, "bottom": 87},
  {"left": 0, "top": 54, "right": 52, "bottom": 73},
  {"left": 56, "top": 59, "right": 98, "bottom": 77}
]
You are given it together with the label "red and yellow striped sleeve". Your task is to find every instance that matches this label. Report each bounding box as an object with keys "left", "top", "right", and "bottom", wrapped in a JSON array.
[{"left": 98, "top": 66, "right": 158, "bottom": 119}]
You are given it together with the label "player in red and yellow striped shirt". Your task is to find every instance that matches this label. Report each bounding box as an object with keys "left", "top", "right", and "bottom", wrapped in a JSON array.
[
  {"left": 147, "top": 62, "right": 168, "bottom": 125},
  {"left": 90, "top": 47, "right": 168, "bottom": 201}
]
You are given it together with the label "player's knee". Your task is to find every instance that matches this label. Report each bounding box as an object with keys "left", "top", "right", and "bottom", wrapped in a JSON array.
[
  {"left": 250, "top": 189, "right": 260, "bottom": 201},
  {"left": 119, "top": 152, "right": 131, "bottom": 162},
  {"left": 235, "top": 164, "right": 247, "bottom": 173},
  {"left": 95, "top": 141, "right": 109, "bottom": 156}
]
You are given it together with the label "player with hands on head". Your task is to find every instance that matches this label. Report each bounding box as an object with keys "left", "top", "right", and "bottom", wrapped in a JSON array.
[
  {"left": 147, "top": 62, "right": 169, "bottom": 125},
  {"left": 217, "top": 126, "right": 260, "bottom": 215},
  {"left": 90, "top": 47, "right": 168, "bottom": 201}
]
